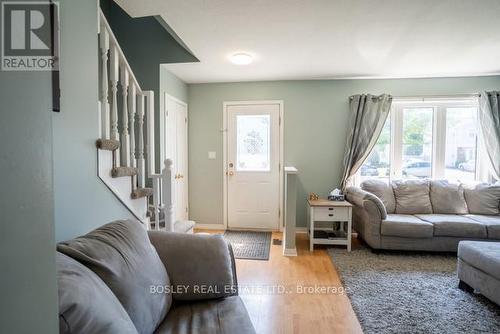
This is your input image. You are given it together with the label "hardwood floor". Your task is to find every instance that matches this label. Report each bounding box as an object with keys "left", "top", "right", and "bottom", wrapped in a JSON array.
[{"left": 195, "top": 230, "right": 363, "bottom": 334}]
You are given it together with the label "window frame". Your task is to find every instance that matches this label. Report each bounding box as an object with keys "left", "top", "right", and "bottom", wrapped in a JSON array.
[{"left": 356, "top": 96, "right": 487, "bottom": 185}]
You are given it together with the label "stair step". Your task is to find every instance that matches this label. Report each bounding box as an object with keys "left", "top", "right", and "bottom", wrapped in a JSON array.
[
  {"left": 111, "top": 166, "right": 138, "bottom": 178},
  {"left": 96, "top": 138, "right": 120, "bottom": 151},
  {"left": 131, "top": 187, "right": 153, "bottom": 199}
]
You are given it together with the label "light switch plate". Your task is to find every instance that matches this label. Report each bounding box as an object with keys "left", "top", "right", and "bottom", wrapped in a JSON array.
[{"left": 208, "top": 151, "right": 216, "bottom": 159}]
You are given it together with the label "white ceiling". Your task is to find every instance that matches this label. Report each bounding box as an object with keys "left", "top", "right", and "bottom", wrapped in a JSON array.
[{"left": 116, "top": 0, "right": 500, "bottom": 84}]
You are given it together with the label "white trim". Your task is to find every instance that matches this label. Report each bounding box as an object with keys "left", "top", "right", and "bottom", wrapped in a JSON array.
[
  {"left": 222, "top": 100, "right": 285, "bottom": 231},
  {"left": 194, "top": 223, "right": 226, "bottom": 230},
  {"left": 283, "top": 248, "right": 298, "bottom": 256},
  {"left": 160, "top": 93, "right": 188, "bottom": 166},
  {"left": 295, "top": 227, "right": 308, "bottom": 233}
]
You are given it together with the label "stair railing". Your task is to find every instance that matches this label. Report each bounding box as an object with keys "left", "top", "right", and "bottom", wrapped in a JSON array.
[
  {"left": 151, "top": 159, "right": 175, "bottom": 232},
  {"left": 98, "top": 9, "right": 160, "bottom": 229}
]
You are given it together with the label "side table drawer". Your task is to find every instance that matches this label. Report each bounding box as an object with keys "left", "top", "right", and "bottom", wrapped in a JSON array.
[{"left": 314, "top": 207, "right": 349, "bottom": 221}]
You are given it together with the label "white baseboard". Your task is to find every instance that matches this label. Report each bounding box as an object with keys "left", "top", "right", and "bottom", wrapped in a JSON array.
[
  {"left": 283, "top": 247, "right": 298, "bottom": 256},
  {"left": 194, "top": 223, "right": 226, "bottom": 230},
  {"left": 295, "top": 227, "right": 308, "bottom": 233}
]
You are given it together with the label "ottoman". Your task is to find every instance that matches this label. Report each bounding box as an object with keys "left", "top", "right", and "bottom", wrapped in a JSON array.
[{"left": 457, "top": 241, "right": 500, "bottom": 306}]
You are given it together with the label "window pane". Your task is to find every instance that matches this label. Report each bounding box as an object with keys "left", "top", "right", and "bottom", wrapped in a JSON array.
[
  {"left": 236, "top": 115, "right": 270, "bottom": 171},
  {"left": 360, "top": 115, "right": 391, "bottom": 183},
  {"left": 445, "top": 107, "right": 477, "bottom": 182},
  {"left": 402, "top": 108, "right": 433, "bottom": 179}
]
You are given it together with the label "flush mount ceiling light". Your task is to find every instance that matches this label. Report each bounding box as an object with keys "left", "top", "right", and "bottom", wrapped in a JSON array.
[{"left": 230, "top": 53, "right": 253, "bottom": 65}]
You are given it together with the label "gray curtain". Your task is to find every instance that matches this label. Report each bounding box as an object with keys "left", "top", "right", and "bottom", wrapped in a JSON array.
[
  {"left": 340, "top": 94, "right": 392, "bottom": 190},
  {"left": 479, "top": 91, "right": 500, "bottom": 180}
]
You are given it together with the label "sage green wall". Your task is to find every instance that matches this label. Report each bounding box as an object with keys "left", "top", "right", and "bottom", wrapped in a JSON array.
[
  {"left": 0, "top": 70, "right": 58, "bottom": 334},
  {"left": 188, "top": 76, "right": 500, "bottom": 228},
  {"left": 53, "top": 0, "right": 134, "bottom": 242},
  {"left": 0, "top": 11, "right": 58, "bottom": 334},
  {"left": 160, "top": 66, "right": 188, "bottom": 107}
]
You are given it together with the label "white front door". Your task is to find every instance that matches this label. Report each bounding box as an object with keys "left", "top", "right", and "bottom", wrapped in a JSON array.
[
  {"left": 226, "top": 103, "right": 281, "bottom": 230},
  {"left": 165, "top": 95, "right": 189, "bottom": 221}
]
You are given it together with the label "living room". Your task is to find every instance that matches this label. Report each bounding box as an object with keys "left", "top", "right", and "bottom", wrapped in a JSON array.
[{"left": 1, "top": 0, "right": 500, "bottom": 333}]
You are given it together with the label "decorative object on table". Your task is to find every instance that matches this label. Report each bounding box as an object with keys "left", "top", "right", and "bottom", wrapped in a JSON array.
[
  {"left": 329, "top": 246, "right": 500, "bottom": 333},
  {"left": 328, "top": 188, "right": 345, "bottom": 201},
  {"left": 307, "top": 199, "right": 353, "bottom": 252},
  {"left": 309, "top": 192, "right": 319, "bottom": 201}
]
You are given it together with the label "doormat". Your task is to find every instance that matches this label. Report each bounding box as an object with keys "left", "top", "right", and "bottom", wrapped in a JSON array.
[{"left": 223, "top": 231, "right": 272, "bottom": 260}]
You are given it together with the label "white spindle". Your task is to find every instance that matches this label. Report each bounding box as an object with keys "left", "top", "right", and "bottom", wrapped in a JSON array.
[
  {"left": 162, "top": 159, "right": 175, "bottom": 232},
  {"left": 129, "top": 84, "right": 137, "bottom": 168},
  {"left": 145, "top": 91, "right": 155, "bottom": 176},
  {"left": 109, "top": 44, "right": 119, "bottom": 141},
  {"left": 99, "top": 26, "right": 110, "bottom": 139},
  {"left": 137, "top": 94, "right": 146, "bottom": 188},
  {"left": 120, "top": 65, "right": 130, "bottom": 167},
  {"left": 152, "top": 176, "right": 161, "bottom": 230},
  {"left": 109, "top": 43, "right": 120, "bottom": 166}
]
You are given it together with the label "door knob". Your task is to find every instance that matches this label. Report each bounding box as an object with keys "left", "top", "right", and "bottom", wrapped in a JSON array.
[{"left": 228, "top": 171, "right": 234, "bottom": 176}]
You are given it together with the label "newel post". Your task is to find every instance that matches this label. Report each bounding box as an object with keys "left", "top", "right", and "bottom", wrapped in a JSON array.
[{"left": 162, "top": 159, "right": 175, "bottom": 232}]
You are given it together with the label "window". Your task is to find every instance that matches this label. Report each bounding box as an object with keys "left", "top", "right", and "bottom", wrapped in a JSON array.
[
  {"left": 236, "top": 114, "right": 271, "bottom": 171},
  {"left": 359, "top": 97, "right": 482, "bottom": 184},
  {"left": 360, "top": 116, "right": 391, "bottom": 183}
]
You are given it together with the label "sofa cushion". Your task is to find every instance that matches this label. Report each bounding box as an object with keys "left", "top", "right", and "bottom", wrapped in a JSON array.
[
  {"left": 464, "top": 183, "right": 500, "bottom": 215},
  {"left": 381, "top": 214, "right": 434, "bottom": 238},
  {"left": 58, "top": 220, "right": 170, "bottom": 334},
  {"left": 415, "top": 214, "right": 487, "bottom": 238},
  {"left": 429, "top": 180, "right": 468, "bottom": 214},
  {"left": 458, "top": 241, "right": 500, "bottom": 279},
  {"left": 154, "top": 296, "right": 255, "bottom": 334},
  {"left": 361, "top": 179, "right": 396, "bottom": 213},
  {"left": 392, "top": 180, "right": 433, "bottom": 214},
  {"left": 57, "top": 252, "right": 138, "bottom": 334},
  {"left": 466, "top": 215, "right": 500, "bottom": 239},
  {"left": 148, "top": 232, "right": 236, "bottom": 301}
]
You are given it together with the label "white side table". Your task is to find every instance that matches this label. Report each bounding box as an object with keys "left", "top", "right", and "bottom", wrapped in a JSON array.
[{"left": 307, "top": 199, "right": 353, "bottom": 252}]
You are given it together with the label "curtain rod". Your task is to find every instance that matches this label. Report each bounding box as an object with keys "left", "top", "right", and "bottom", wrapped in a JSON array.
[{"left": 393, "top": 93, "right": 481, "bottom": 99}]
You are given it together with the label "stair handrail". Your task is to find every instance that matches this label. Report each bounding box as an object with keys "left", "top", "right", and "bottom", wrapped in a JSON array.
[{"left": 97, "top": 8, "right": 158, "bottom": 229}]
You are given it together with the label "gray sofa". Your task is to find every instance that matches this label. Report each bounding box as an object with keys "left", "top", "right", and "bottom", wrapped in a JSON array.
[
  {"left": 56, "top": 220, "right": 255, "bottom": 334},
  {"left": 346, "top": 180, "right": 500, "bottom": 252}
]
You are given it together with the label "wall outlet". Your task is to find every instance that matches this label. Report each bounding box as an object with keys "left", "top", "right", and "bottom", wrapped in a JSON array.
[{"left": 208, "top": 151, "right": 216, "bottom": 159}]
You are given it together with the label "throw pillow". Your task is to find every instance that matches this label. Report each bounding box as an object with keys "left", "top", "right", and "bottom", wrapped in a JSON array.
[
  {"left": 429, "top": 180, "right": 468, "bottom": 214},
  {"left": 464, "top": 183, "right": 500, "bottom": 215},
  {"left": 58, "top": 220, "right": 170, "bottom": 334},
  {"left": 57, "top": 252, "right": 138, "bottom": 334},
  {"left": 361, "top": 179, "right": 396, "bottom": 213},
  {"left": 392, "top": 179, "right": 433, "bottom": 214}
]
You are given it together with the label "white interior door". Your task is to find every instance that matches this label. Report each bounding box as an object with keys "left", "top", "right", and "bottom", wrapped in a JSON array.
[
  {"left": 165, "top": 95, "right": 189, "bottom": 222},
  {"left": 226, "top": 103, "right": 281, "bottom": 230}
]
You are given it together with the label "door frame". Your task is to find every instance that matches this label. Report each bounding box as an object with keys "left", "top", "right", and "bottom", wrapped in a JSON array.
[
  {"left": 222, "top": 100, "right": 284, "bottom": 231},
  {"left": 160, "top": 93, "right": 189, "bottom": 218}
]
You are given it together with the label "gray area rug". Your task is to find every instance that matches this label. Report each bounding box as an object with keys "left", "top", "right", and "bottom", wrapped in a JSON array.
[
  {"left": 328, "top": 247, "right": 500, "bottom": 334},
  {"left": 223, "top": 231, "right": 271, "bottom": 260}
]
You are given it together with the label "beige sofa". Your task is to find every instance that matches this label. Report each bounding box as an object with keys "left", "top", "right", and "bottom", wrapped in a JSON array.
[{"left": 346, "top": 180, "right": 500, "bottom": 252}]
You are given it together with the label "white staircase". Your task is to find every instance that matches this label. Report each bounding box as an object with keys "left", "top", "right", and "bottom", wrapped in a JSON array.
[{"left": 96, "top": 9, "right": 193, "bottom": 233}]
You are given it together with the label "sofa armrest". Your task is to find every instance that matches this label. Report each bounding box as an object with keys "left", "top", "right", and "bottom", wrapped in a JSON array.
[
  {"left": 346, "top": 186, "right": 387, "bottom": 219},
  {"left": 148, "top": 231, "right": 237, "bottom": 301}
]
